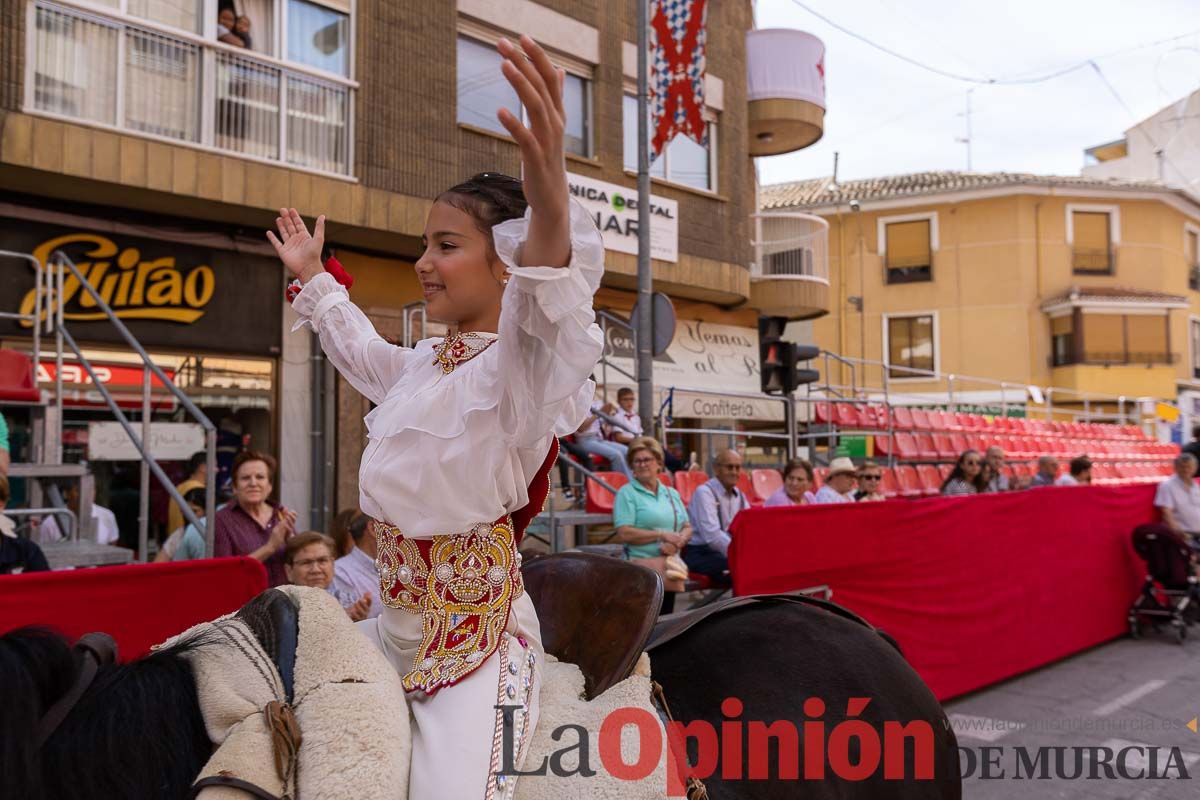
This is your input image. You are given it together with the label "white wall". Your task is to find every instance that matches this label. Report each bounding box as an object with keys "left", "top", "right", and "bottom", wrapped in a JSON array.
[
  {"left": 279, "top": 305, "right": 312, "bottom": 530},
  {"left": 1082, "top": 89, "right": 1200, "bottom": 194}
]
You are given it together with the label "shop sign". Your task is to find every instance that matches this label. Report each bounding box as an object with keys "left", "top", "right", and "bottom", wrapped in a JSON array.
[
  {"left": 1, "top": 221, "right": 283, "bottom": 354},
  {"left": 567, "top": 172, "right": 679, "bottom": 262},
  {"left": 39, "top": 361, "right": 178, "bottom": 412},
  {"left": 87, "top": 421, "right": 205, "bottom": 461}
]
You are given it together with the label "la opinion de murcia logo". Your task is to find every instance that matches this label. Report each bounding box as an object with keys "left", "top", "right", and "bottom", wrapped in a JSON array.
[{"left": 17, "top": 233, "right": 216, "bottom": 327}]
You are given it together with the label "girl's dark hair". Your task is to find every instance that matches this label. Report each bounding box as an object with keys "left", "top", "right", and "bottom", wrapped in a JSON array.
[
  {"left": 438, "top": 173, "right": 528, "bottom": 241},
  {"left": 942, "top": 449, "right": 985, "bottom": 492}
]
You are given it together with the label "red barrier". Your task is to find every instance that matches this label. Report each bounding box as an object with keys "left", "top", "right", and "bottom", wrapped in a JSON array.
[
  {"left": 728, "top": 485, "right": 1154, "bottom": 701},
  {"left": 0, "top": 557, "right": 267, "bottom": 659}
]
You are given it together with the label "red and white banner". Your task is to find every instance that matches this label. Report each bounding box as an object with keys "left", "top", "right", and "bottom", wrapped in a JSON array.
[
  {"left": 38, "top": 361, "right": 178, "bottom": 412},
  {"left": 649, "top": 0, "right": 708, "bottom": 159}
]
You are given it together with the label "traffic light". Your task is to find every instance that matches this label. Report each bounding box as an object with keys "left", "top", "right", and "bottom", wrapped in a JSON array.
[{"left": 759, "top": 316, "right": 820, "bottom": 395}]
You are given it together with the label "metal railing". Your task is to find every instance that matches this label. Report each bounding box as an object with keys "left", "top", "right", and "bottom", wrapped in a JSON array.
[
  {"left": 2, "top": 507, "right": 77, "bottom": 541},
  {"left": 41, "top": 249, "right": 218, "bottom": 561},
  {"left": 751, "top": 211, "right": 830, "bottom": 284},
  {"left": 29, "top": 1, "right": 354, "bottom": 175}
]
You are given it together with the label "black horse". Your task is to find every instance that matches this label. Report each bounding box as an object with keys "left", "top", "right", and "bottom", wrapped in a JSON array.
[{"left": 1, "top": 565, "right": 960, "bottom": 799}]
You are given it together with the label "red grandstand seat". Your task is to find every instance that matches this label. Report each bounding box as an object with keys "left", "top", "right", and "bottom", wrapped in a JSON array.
[
  {"left": 1004, "top": 436, "right": 1030, "bottom": 460},
  {"left": 658, "top": 473, "right": 673, "bottom": 488},
  {"left": 926, "top": 410, "right": 951, "bottom": 431},
  {"left": 949, "top": 433, "right": 969, "bottom": 456},
  {"left": 0, "top": 349, "right": 41, "bottom": 403},
  {"left": 964, "top": 413, "right": 987, "bottom": 432},
  {"left": 967, "top": 434, "right": 989, "bottom": 453},
  {"left": 932, "top": 433, "right": 957, "bottom": 460},
  {"left": 891, "top": 406, "right": 915, "bottom": 430},
  {"left": 914, "top": 433, "right": 938, "bottom": 460},
  {"left": 1013, "top": 463, "right": 1032, "bottom": 480},
  {"left": 834, "top": 404, "right": 863, "bottom": 428},
  {"left": 892, "top": 432, "right": 920, "bottom": 460},
  {"left": 814, "top": 467, "right": 830, "bottom": 487},
  {"left": 1091, "top": 464, "right": 1118, "bottom": 485},
  {"left": 585, "top": 471, "right": 628, "bottom": 514},
  {"left": 894, "top": 465, "right": 923, "bottom": 498},
  {"left": 910, "top": 408, "right": 933, "bottom": 431},
  {"left": 737, "top": 472, "right": 763, "bottom": 506},
  {"left": 879, "top": 468, "right": 901, "bottom": 499},
  {"left": 674, "top": 470, "right": 709, "bottom": 506},
  {"left": 813, "top": 402, "right": 833, "bottom": 424},
  {"left": 1003, "top": 464, "right": 1017, "bottom": 482},
  {"left": 870, "top": 405, "right": 890, "bottom": 430},
  {"left": 874, "top": 435, "right": 895, "bottom": 457},
  {"left": 751, "top": 468, "right": 783, "bottom": 503},
  {"left": 915, "top": 464, "right": 942, "bottom": 496},
  {"left": 860, "top": 404, "right": 883, "bottom": 429},
  {"left": 938, "top": 464, "right": 954, "bottom": 482}
]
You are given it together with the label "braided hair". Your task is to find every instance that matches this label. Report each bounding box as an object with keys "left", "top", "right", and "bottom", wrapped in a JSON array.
[{"left": 438, "top": 173, "right": 528, "bottom": 248}]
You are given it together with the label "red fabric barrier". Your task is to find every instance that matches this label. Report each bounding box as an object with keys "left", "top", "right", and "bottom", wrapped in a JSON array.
[
  {"left": 728, "top": 485, "right": 1154, "bottom": 701},
  {"left": 0, "top": 557, "right": 267, "bottom": 660}
]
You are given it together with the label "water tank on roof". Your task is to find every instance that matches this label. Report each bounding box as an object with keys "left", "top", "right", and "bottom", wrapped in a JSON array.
[{"left": 746, "top": 29, "right": 825, "bottom": 156}]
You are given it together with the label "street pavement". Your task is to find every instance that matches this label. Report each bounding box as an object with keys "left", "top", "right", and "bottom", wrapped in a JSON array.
[{"left": 945, "top": 631, "right": 1200, "bottom": 799}]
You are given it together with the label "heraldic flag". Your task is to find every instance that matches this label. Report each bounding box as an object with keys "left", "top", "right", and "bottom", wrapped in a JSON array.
[{"left": 649, "top": 0, "right": 708, "bottom": 159}]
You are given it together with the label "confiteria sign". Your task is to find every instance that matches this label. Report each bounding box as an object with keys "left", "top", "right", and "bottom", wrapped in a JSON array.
[{"left": 567, "top": 172, "right": 679, "bottom": 263}]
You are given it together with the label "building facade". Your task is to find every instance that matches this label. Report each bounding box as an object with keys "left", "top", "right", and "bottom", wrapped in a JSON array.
[
  {"left": 1, "top": 0, "right": 820, "bottom": 529},
  {"left": 760, "top": 171, "right": 1200, "bottom": 420}
]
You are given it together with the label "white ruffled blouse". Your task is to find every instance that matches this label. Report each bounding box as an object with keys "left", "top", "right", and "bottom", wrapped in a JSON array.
[{"left": 292, "top": 200, "right": 605, "bottom": 537}]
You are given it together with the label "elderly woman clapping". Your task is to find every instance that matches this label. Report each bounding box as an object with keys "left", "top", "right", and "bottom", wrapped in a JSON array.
[
  {"left": 213, "top": 450, "right": 297, "bottom": 586},
  {"left": 612, "top": 436, "right": 691, "bottom": 614}
]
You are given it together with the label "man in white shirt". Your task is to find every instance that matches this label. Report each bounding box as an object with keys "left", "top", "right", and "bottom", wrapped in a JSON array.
[
  {"left": 37, "top": 482, "right": 120, "bottom": 545},
  {"left": 606, "top": 387, "right": 643, "bottom": 445},
  {"left": 1155, "top": 454, "right": 1200, "bottom": 543},
  {"left": 812, "top": 457, "right": 858, "bottom": 504},
  {"left": 1056, "top": 456, "right": 1092, "bottom": 486},
  {"left": 332, "top": 514, "right": 382, "bottom": 619},
  {"left": 573, "top": 395, "right": 633, "bottom": 479}
]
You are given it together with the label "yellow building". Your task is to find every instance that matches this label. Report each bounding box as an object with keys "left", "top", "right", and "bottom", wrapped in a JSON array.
[{"left": 759, "top": 171, "right": 1200, "bottom": 416}]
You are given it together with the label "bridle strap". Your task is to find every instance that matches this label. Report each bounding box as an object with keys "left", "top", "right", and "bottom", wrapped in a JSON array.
[
  {"left": 34, "top": 632, "right": 119, "bottom": 749},
  {"left": 190, "top": 775, "right": 289, "bottom": 800}
]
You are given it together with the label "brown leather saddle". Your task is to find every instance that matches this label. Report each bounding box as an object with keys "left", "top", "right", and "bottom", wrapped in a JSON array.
[{"left": 522, "top": 552, "right": 663, "bottom": 700}]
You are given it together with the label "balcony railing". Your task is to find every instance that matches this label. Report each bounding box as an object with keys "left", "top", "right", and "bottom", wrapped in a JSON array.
[
  {"left": 1071, "top": 247, "right": 1113, "bottom": 274},
  {"left": 30, "top": 2, "right": 352, "bottom": 176},
  {"left": 751, "top": 212, "right": 830, "bottom": 284},
  {"left": 1052, "top": 352, "right": 1178, "bottom": 367}
]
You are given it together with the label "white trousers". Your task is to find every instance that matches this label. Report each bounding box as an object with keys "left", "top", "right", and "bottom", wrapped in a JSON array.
[{"left": 359, "top": 592, "right": 544, "bottom": 800}]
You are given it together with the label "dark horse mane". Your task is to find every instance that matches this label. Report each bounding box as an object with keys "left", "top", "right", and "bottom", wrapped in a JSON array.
[{"left": 0, "top": 626, "right": 213, "bottom": 800}]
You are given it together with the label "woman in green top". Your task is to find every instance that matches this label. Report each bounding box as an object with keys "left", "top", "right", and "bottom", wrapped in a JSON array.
[{"left": 612, "top": 436, "right": 691, "bottom": 613}]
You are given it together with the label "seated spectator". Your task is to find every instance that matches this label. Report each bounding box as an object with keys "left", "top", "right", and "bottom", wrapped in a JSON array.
[
  {"left": 328, "top": 508, "right": 361, "bottom": 559},
  {"left": 764, "top": 458, "right": 816, "bottom": 507},
  {"left": 234, "top": 15, "right": 253, "bottom": 50},
  {"left": 332, "top": 514, "right": 381, "bottom": 620},
  {"left": 1183, "top": 425, "right": 1200, "bottom": 465},
  {"left": 0, "top": 411, "right": 9, "bottom": 477},
  {"left": 606, "top": 387, "right": 643, "bottom": 445},
  {"left": 1028, "top": 456, "right": 1060, "bottom": 487},
  {"left": 855, "top": 461, "right": 887, "bottom": 502},
  {"left": 683, "top": 449, "right": 749, "bottom": 585},
  {"left": 811, "top": 457, "right": 857, "bottom": 504},
  {"left": 167, "top": 451, "right": 208, "bottom": 545},
  {"left": 942, "top": 450, "right": 985, "bottom": 496},
  {"left": 613, "top": 437, "right": 691, "bottom": 614},
  {"left": 155, "top": 487, "right": 208, "bottom": 563},
  {"left": 216, "top": 8, "right": 246, "bottom": 47},
  {"left": 1057, "top": 456, "right": 1093, "bottom": 486},
  {"left": 985, "top": 446, "right": 1009, "bottom": 492},
  {"left": 213, "top": 451, "right": 295, "bottom": 587},
  {"left": 573, "top": 394, "right": 632, "bottom": 480},
  {"left": 1, "top": 475, "right": 49, "bottom": 574},
  {"left": 285, "top": 531, "right": 372, "bottom": 622},
  {"left": 37, "top": 482, "right": 120, "bottom": 545},
  {"left": 1155, "top": 454, "right": 1200, "bottom": 545}
]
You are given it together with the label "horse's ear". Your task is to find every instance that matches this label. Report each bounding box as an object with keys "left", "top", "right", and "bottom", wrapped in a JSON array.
[{"left": 875, "top": 629, "right": 904, "bottom": 657}]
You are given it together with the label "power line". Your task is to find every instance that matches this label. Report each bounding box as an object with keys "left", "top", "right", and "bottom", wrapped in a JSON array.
[{"left": 786, "top": 0, "right": 1200, "bottom": 86}]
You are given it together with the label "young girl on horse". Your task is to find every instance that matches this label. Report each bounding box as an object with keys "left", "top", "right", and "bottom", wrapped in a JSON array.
[{"left": 268, "top": 34, "right": 604, "bottom": 799}]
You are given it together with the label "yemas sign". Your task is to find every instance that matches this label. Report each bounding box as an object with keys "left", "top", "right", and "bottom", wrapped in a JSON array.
[{"left": 568, "top": 173, "right": 679, "bottom": 263}]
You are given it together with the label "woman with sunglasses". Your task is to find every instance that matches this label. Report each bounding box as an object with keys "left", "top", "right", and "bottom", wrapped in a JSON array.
[
  {"left": 269, "top": 35, "right": 604, "bottom": 798},
  {"left": 854, "top": 460, "right": 887, "bottom": 502},
  {"left": 942, "top": 450, "right": 987, "bottom": 496}
]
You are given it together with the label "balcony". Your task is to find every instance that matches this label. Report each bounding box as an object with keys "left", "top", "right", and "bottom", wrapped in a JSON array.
[
  {"left": 28, "top": 2, "right": 353, "bottom": 176},
  {"left": 746, "top": 29, "right": 825, "bottom": 157},
  {"left": 749, "top": 211, "right": 830, "bottom": 319}
]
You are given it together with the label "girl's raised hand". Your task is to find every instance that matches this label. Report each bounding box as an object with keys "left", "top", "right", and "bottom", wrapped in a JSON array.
[
  {"left": 267, "top": 208, "right": 326, "bottom": 284},
  {"left": 496, "top": 35, "right": 571, "bottom": 268}
]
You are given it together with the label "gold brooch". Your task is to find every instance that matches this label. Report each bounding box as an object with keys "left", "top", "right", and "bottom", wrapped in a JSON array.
[{"left": 432, "top": 332, "right": 496, "bottom": 374}]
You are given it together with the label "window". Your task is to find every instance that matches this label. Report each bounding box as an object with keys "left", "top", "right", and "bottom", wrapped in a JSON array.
[
  {"left": 1071, "top": 211, "right": 1113, "bottom": 274},
  {"left": 622, "top": 93, "right": 717, "bottom": 191},
  {"left": 1192, "top": 319, "right": 1200, "bottom": 380},
  {"left": 1187, "top": 228, "right": 1199, "bottom": 291},
  {"left": 456, "top": 36, "right": 590, "bottom": 157},
  {"left": 1070, "top": 313, "right": 1171, "bottom": 365},
  {"left": 1050, "top": 315, "right": 1074, "bottom": 367},
  {"left": 884, "top": 219, "right": 932, "bottom": 283},
  {"left": 128, "top": 0, "right": 200, "bottom": 34},
  {"left": 287, "top": 0, "right": 349, "bottom": 77},
  {"left": 885, "top": 315, "right": 936, "bottom": 379},
  {"left": 764, "top": 248, "right": 815, "bottom": 277}
]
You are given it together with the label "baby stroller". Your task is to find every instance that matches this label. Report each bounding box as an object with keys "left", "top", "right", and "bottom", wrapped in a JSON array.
[{"left": 1128, "top": 524, "right": 1200, "bottom": 644}]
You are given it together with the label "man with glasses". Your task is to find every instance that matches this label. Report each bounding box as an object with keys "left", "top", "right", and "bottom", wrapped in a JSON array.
[
  {"left": 684, "top": 449, "right": 750, "bottom": 585},
  {"left": 285, "top": 530, "right": 372, "bottom": 622},
  {"left": 854, "top": 461, "right": 887, "bottom": 502}
]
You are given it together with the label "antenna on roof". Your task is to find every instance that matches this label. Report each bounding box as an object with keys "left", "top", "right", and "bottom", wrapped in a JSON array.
[
  {"left": 832, "top": 150, "right": 840, "bottom": 189},
  {"left": 955, "top": 90, "right": 974, "bottom": 171}
]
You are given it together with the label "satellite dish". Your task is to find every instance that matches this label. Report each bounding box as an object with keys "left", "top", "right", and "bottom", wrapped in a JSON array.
[{"left": 629, "top": 292, "right": 676, "bottom": 357}]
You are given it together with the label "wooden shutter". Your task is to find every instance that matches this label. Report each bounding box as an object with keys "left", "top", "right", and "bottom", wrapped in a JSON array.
[
  {"left": 1081, "top": 314, "right": 1124, "bottom": 360},
  {"left": 886, "top": 220, "right": 931, "bottom": 269},
  {"left": 1072, "top": 212, "right": 1111, "bottom": 272},
  {"left": 1125, "top": 315, "right": 1167, "bottom": 360}
]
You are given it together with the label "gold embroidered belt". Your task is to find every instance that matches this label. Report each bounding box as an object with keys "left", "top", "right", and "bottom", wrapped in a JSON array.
[{"left": 371, "top": 518, "right": 523, "bottom": 695}]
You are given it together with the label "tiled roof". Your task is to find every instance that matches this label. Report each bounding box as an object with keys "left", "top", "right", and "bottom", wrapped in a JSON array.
[
  {"left": 1040, "top": 285, "right": 1189, "bottom": 309},
  {"left": 760, "top": 170, "right": 1184, "bottom": 210}
]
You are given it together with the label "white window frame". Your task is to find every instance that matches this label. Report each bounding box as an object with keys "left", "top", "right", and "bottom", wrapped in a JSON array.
[
  {"left": 876, "top": 211, "right": 939, "bottom": 259},
  {"left": 621, "top": 89, "right": 718, "bottom": 194},
  {"left": 23, "top": 0, "right": 357, "bottom": 178},
  {"left": 882, "top": 310, "right": 940, "bottom": 382},
  {"left": 1065, "top": 203, "right": 1121, "bottom": 246},
  {"left": 456, "top": 22, "right": 594, "bottom": 158}
]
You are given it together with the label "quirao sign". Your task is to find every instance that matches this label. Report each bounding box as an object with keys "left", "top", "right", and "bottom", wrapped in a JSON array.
[{"left": 568, "top": 173, "right": 679, "bottom": 263}]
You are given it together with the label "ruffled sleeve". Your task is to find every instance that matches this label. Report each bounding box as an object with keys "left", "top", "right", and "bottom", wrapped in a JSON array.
[
  {"left": 291, "top": 272, "right": 412, "bottom": 405},
  {"left": 492, "top": 199, "right": 605, "bottom": 447}
]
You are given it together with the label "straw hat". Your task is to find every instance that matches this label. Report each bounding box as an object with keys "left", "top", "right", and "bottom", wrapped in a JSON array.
[{"left": 827, "top": 457, "right": 858, "bottom": 478}]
